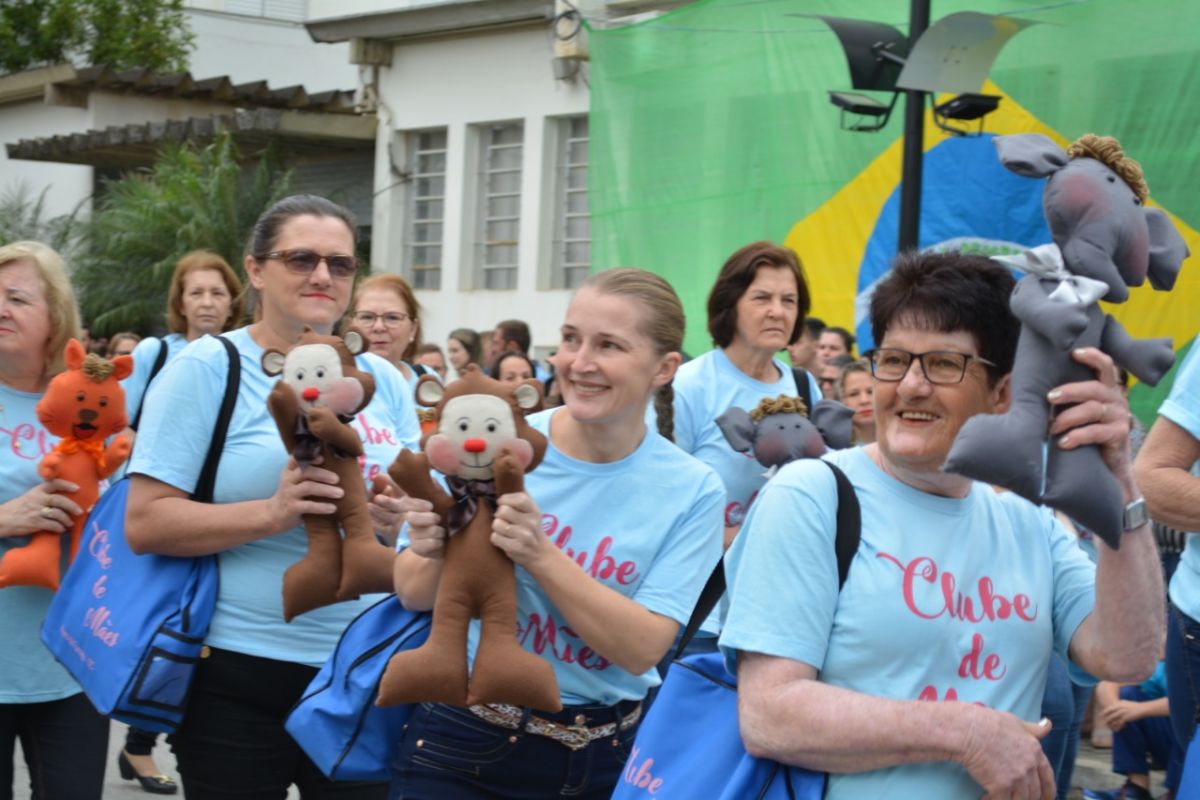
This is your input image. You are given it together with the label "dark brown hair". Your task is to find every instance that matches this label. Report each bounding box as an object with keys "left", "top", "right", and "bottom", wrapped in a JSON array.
[{"left": 707, "top": 241, "right": 810, "bottom": 348}]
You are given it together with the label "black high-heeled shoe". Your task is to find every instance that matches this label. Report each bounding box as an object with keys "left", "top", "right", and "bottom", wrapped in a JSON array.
[{"left": 117, "top": 750, "right": 179, "bottom": 795}]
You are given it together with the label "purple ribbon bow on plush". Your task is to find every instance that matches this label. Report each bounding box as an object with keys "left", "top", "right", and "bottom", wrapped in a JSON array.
[{"left": 445, "top": 475, "right": 498, "bottom": 535}]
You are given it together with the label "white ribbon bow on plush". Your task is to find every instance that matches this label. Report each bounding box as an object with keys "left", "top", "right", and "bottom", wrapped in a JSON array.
[{"left": 994, "top": 244, "right": 1111, "bottom": 305}]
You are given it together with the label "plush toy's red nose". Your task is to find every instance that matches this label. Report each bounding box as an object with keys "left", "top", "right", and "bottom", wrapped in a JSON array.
[
  {"left": 463, "top": 438, "right": 487, "bottom": 453},
  {"left": 302, "top": 387, "right": 320, "bottom": 402}
]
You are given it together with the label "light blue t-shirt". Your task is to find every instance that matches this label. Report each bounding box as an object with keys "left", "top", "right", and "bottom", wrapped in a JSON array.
[
  {"left": 0, "top": 384, "right": 81, "bottom": 703},
  {"left": 400, "top": 407, "right": 724, "bottom": 706},
  {"left": 1161, "top": 344, "right": 1200, "bottom": 620},
  {"left": 719, "top": 447, "right": 1096, "bottom": 800},
  {"left": 128, "top": 327, "right": 421, "bottom": 667},
  {"left": 122, "top": 333, "right": 189, "bottom": 424}
]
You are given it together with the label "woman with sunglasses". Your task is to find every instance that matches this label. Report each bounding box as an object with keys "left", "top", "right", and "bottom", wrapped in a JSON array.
[
  {"left": 125, "top": 195, "right": 420, "bottom": 799},
  {"left": 721, "top": 251, "right": 1163, "bottom": 799}
]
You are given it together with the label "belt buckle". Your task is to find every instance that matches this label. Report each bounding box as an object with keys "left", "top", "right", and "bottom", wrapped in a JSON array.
[{"left": 563, "top": 715, "right": 592, "bottom": 751}]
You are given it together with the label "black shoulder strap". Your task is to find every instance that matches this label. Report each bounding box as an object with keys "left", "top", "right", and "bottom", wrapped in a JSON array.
[
  {"left": 674, "top": 460, "right": 860, "bottom": 659},
  {"left": 406, "top": 361, "right": 429, "bottom": 377},
  {"left": 792, "top": 367, "right": 813, "bottom": 412},
  {"left": 192, "top": 336, "right": 241, "bottom": 503},
  {"left": 130, "top": 338, "right": 170, "bottom": 432}
]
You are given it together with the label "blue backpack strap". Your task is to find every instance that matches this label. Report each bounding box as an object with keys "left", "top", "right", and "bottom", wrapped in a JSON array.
[
  {"left": 674, "top": 460, "right": 860, "bottom": 659},
  {"left": 130, "top": 337, "right": 169, "bottom": 432},
  {"left": 192, "top": 335, "right": 241, "bottom": 503}
]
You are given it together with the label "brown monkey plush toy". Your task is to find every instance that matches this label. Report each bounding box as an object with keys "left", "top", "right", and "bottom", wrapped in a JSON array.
[
  {"left": 379, "top": 365, "right": 562, "bottom": 712},
  {"left": 263, "top": 328, "right": 395, "bottom": 621}
]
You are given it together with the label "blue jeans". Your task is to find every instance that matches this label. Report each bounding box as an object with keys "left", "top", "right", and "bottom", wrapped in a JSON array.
[
  {"left": 1040, "top": 653, "right": 1091, "bottom": 800},
  {"left": 1167, "top": 603, "right": 1200, "bottom": 750},
  {"left": 1110, "top": 686, "right": 1183, "bottom": 790},
  {"left": 390, "top": 701, "right": 640, "bottom": 799}
]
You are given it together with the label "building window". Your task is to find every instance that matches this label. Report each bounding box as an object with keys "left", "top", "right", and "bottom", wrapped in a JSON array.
[
  {"left": 223, "top": 0, "right": 306, "bottom": 22},
  {"left": 552, "top": 116, "right": 589, "bottom": 289},
  {"left": 477, "top": 122, "right": 523, "bottom": 290},
  {"left": 406, "top": 129, "right": 447, "bottom": 290}
]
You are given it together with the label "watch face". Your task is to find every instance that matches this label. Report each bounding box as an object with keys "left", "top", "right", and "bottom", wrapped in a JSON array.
[{"left": 1124, "top": 498, "right": 1148, "bottom": 531}]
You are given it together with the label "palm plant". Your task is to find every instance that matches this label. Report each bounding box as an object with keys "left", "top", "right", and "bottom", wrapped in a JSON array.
[
  {"left": 73, "top": 132, "right": 291, "bottom": 335},
  {"left": 0, "top": 183, "right": 81, "bottom": 253}
]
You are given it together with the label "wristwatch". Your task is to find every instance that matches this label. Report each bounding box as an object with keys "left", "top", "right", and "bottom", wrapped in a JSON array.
[{"left": 1122, "top": 497, "right": 1148, "bottom": 531}]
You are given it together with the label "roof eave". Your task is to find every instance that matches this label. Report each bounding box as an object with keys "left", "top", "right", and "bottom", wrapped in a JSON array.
[{"left": 305, "top": 0, "right": 549, "bottom": 44}]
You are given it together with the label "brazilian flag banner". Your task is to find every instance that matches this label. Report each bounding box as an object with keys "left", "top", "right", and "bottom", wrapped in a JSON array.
[{"left": 588, "top": 0, "right": 1200, "bottom": 424}]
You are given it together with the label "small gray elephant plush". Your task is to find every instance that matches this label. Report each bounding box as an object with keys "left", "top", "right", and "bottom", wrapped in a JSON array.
[
  {"left": 945, "top": 133, "right": 1189, "bottom": 548},
  {"left": 716, "top": 396, "right": 855, "bottom": 477}
]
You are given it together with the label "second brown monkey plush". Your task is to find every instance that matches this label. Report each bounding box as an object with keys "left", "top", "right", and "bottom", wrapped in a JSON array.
[
  {"left": 379, "top": 365, "right": 561, "bottom": 712},
  {"left": 263, "top": 328, "right": 396, "bottom": 621}
]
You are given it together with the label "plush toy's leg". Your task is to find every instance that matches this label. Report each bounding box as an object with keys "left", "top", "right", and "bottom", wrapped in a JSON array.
[
  {"left": 376, "top": 586, "right": 471, "bottom": 707},
  {"left": 943, "top": 404, "right": 1045, "bottom": 504},
  {"left": 282, "top": 515, "right": 343, "bottom": 622},
  {"left": 337, "top": 498, "right": 395, "bottom": 600},
  {"left": 467, "top": 587, "right": 562, "bottom": 712},
  {"left": 1043, "top": 443, "right": 1124, "bottom": 549},
  {"left": 0, "top": 532, "right": 64, "bottom": 591}
]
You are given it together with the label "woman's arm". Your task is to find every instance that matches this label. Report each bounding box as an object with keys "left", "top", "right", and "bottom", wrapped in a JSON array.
[
  {"left": 737, "top": 651, "right": 1056, "bottom": 798},
  {"left": 491, "top": 492, "right": 679, "bottom": 675},
  {"left": 126, "top": 460, "right": 345, "bottom": 557},
  {"left": 391, "top": 496, "right": 448, "bottom": 610},
  {"left": 1135, "top": 416, "right": 1200, "bottom": 531}
]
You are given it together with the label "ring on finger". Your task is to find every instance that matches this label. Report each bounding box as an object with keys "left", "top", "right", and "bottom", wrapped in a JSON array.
[
  {"left": 43, "top": 495, "right": 54, "bottom": 507},
  {"left": 1099, "top": 403, "right": 1109, "bottom": 423},
  {"left": 40, "top": 506, "right": 54, "bottom": 519}
]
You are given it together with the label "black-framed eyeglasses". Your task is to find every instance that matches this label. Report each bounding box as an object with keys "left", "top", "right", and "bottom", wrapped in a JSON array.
[
  {"left": 353, "top": 311, "right": 412, "bottom": 328},
  {"left": 258, "top": 249, "right": 357, "bottom": 278},
  {"left": 866, "top": 348, "right": 997, "bottom": 385}
]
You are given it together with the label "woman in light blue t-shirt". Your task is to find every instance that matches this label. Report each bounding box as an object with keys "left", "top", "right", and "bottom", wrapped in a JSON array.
[
  {"left": 0, "top": 241, "right": 107, "bottom": 800},
  {"left": 391, "top": 269, "right": 724, "bottom": 799},
  {"left": 126, "top": 196, "right": 419, "bottom": 799}
]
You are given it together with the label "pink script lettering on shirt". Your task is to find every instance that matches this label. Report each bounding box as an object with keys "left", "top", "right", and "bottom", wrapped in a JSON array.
[
  {"left": 0, "top": 423, "right": 54, "bottom": 461},
  {"left": 353, "top": 414, "right": 397, "bottom": 483},
  {"left": 517, "top": 613, "right": 612, "bottom": 671},
  {"left": 542, "top": 514, "right": 640, "bottom": 585},
  {"left": 876, "top": 552, "right": 1038, "bottom": 624}
]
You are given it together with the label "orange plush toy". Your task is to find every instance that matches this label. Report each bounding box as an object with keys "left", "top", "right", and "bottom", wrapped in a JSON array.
[{"left": 0, "top": 340, "right": 132, "bottom": 590}]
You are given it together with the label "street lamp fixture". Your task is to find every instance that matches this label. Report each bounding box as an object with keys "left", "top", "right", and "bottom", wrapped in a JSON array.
[{"left": 932, "top": 92, "right": 1001, "bottom": 136}]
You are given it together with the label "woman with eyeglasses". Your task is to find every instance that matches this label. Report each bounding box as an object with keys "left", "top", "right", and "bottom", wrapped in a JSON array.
[
  {"left": 721, "top": 251, "right": 1163, "bottom": 799},
  {"left": 345, "top": 273, "right": 436, "bottom": 393},
  {"left": 125, "top": 195, "right": 420, "bottom": 799}
]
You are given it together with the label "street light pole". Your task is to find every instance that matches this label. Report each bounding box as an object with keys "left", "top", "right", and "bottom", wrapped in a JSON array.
[{"left": 897, "top": 0, "right": 930, "bottom": 253}]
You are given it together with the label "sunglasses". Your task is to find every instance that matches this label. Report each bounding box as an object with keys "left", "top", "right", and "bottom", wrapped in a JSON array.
[{"left": 259, "top": 249, "right": 358, "bottom": 278}]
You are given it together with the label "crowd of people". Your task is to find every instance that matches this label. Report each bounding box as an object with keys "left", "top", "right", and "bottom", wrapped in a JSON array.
[{"left": 0, "top": 193, "right": 1189, "bottom": 800}]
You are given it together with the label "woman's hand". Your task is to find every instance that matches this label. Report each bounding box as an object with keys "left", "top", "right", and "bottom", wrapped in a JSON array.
[
  {"left": 368, "top": 475, "right": 406, "bottom": 547},
  {"left": 403, "top": 496, "right": 447, "bottom": 559},
  {"left": 491, "top": 491, "right": 552, "bottom": 569},
  {"left": 959, "top": 708, "right": 1055, "bottom": 800},
  {"left": 1047, "top": 348, "right": 1137, "bottom": 499},
  {"left": 0, "top": 479, "right": 84, "bottom": 538},
  {"left": 265, "top": 458, "right": 343, "bottom": 533}
]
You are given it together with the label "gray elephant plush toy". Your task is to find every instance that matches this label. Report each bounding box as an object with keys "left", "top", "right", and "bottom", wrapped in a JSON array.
[
  {"left": 945, "top": 133, "right": 1189, "bottom": 548},
  {"left": 716, "top": 395, "right": 855, "bottom": 478}
]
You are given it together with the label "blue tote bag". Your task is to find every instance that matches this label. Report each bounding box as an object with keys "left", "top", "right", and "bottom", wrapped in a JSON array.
[
  {"left": 40, "top": 335, "right": 239, "bottom": 733},
  {"left": 612, "top": 461, "right": 860, "bottom": 800},
  {"left": 286, "top": 594, "right": 432, "bottom": 781}
]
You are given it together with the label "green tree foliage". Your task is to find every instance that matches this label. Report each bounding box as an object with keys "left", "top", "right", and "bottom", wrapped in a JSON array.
[
  {"left": 73, "top": 133, "right": 292, "bottom": 335},
  {"left": 0, "top": 184, "right": 81, "bottom": 254},
  {"left": 0, "top": 0, "right": 194, "bottom": 75}
]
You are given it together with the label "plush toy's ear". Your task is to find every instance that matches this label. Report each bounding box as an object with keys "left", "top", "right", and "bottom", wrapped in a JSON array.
[
  {"left": 343, "top": 330, "right": 366, "bottom": 356},
  {"left": 64, "top": 338, "right": 86, "bottom": 370},
  {"left": 512, "top": 381, "right": 542, "bottom": 412},
  {"left": 1145, "top": 207, "right": 1189, "bottom": 291},
  {"left": 994, "top": 133, "right": 1069, "bottom": 178},
  {"left": 811, "top": 400, "right": 856, "bottom": 451},
  {"left": 111, "top": 354, "right": 134, "bottom": 381},
  {"left": 262, "top": 349, "right": 287, "bottom": 377},
  {"left": 415, "top": 375, "right": 445, "bottom": 407},
  {"left": 714, "top": 407, "right": 756, "bottom": 454}
]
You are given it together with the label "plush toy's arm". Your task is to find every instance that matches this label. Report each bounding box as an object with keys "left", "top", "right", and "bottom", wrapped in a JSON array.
[
  {"left": 1009, "top": 275, "right": 1090, "bottom": 349},
  {"left": 493, "top": 445, "right": 527, "bottom": 496},
  {"left": 37, "top": 451, "right": 63, "bottom": 481},
  {"left": 267, "top": 381, "right": 300, "bottom": 452},
  {"left": 387, "top": 449, "right": 455, "bottom": 517},
  {"left": 99, "top": 435, "right": 132, "bottom": 479},
  {"left": 1100, "top": 315, "right": 1176, "bottom": 386},
  {"left": 1145, "top": 207, "right": 1189, "bottom": 291},
  {"left": 306, "top": 406, "right": 364, "bottom": 458}
]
